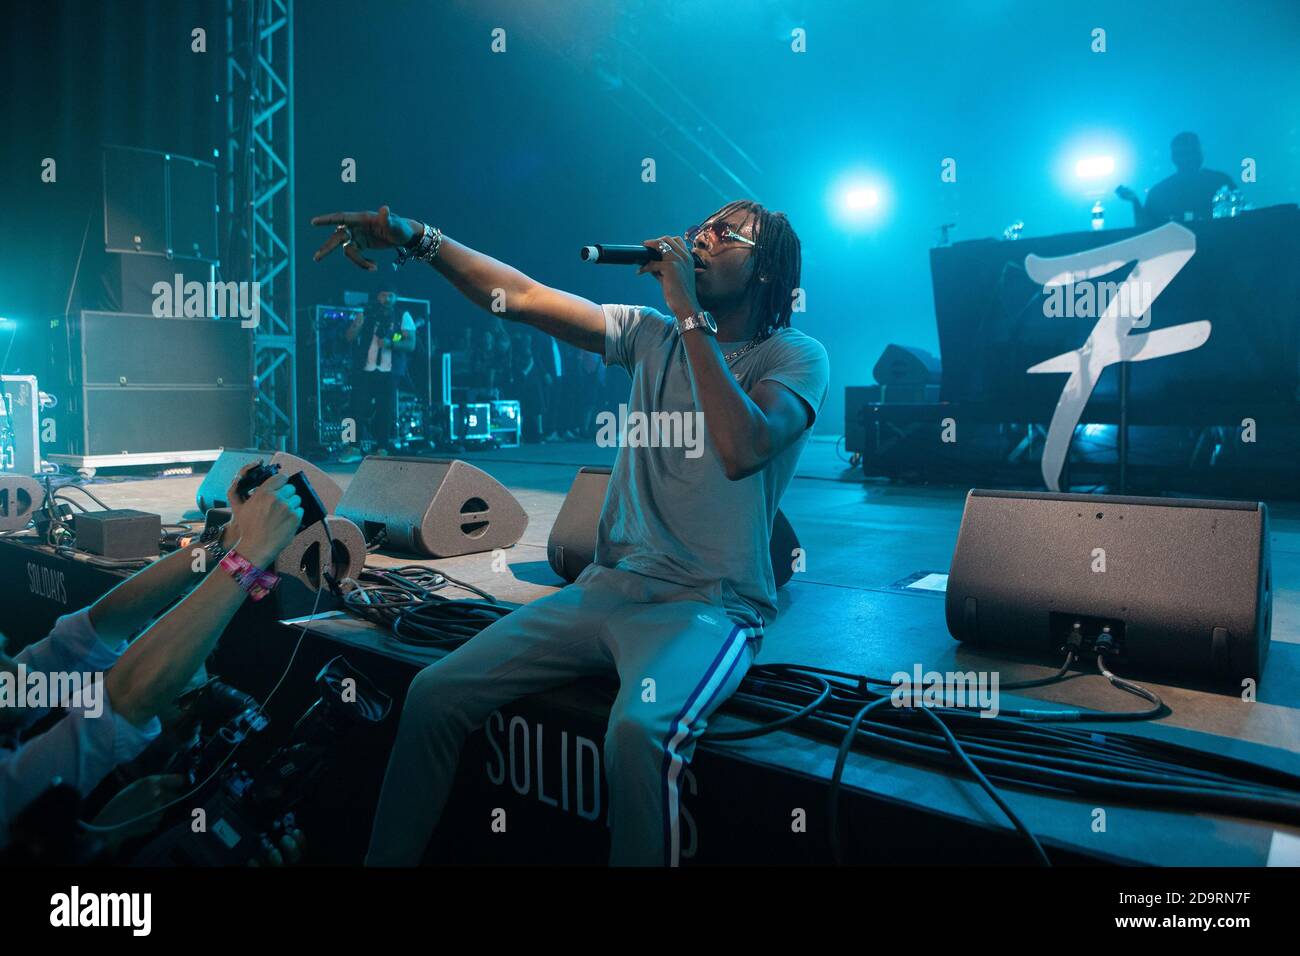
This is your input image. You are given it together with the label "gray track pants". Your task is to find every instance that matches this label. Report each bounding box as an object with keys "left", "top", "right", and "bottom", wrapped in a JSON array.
[{"left": 366, "top": 563, "right": 762, "bottom": 866}]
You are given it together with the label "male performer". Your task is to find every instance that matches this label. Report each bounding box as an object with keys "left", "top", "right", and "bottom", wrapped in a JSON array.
[
  {"left": 1116, "top": 131, "right": 1235, "bottom": 226},
  {"left": 311, "top": 201, "right": 829, "bottom": 865},
  {"left": 340, "top": 289, "right": 417, "bottom": 461}
]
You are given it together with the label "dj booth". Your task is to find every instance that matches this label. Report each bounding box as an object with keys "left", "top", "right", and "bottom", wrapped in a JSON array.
[
  {"left": 5, "top": 532, "right": 1298, "bottom": 866},
  {"left": 861, "top": 205, "right": 1300, "bottom": 495}
]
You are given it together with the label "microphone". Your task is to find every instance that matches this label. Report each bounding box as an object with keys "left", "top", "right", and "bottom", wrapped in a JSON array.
[{"left": 580, "top": 244, "right": 704, "bottom": 268}]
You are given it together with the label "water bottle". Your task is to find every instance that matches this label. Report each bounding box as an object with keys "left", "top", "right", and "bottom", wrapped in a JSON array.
[{"left": 1091, "top": 200, "right": 1105, "bottom": 231}]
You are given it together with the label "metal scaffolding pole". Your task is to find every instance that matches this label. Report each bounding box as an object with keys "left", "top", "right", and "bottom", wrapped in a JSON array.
[{"left": 225, "top": 0, "right": 296, "bottom": 451}]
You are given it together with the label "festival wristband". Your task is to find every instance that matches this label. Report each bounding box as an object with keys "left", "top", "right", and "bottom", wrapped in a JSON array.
[{"left": 218, "top": 550, "right": 281, "bottom": 602}]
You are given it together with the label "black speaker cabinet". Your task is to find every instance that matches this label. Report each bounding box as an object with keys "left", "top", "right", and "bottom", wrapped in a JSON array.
[
  {"left": 103, "top": 145, "right": 218, "bottom": 262},
  {"left": 843, "top": 385, "right": 882, "bottom": 455},
  {"left": 547, "top": 466, "right": 800, "bottom": 589},
  {"left": 946, "top": 490, "right": 1271, "bottom": 686},
  {"left": 100, "top": 255, "right": 215, "bottom": 315},
  {"left": 61, "top": 311, "right": 252, "bottom": 457},
  {"left": 337, "top": 456, "right": 528, "bottom": 557}
]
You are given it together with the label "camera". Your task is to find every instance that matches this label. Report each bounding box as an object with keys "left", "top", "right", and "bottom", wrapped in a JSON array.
[
  {"left": 127, "top": 657, "right": 392, "bottom": 866},
  {"left": 235, "top": 461, "right": 327, "bottom": 533}
]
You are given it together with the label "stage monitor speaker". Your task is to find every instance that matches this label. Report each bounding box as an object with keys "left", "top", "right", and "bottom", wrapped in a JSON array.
[
  {"left": 196, "top": 449, "right": 343, "bottom": 514},
  {"left": 336, "top": 456, "right": 528, "bottom": 558},
  {"left": 276, "top": 515, "right": 367, "bottom": 593},
  {"left": 547, "top": 466, "right": 612, "bottom": 583},
  {"left": 872, "top": 344, "right": 941, "bottom": 387},
  {"left": 547, "top": 466, "right": 800, "bottom": 589},
  {"left": 197, "top": 449, "right": 266, "bottom": 511},
  {"left": 946, "top": 490, "right": 1271, "bottom": 685},
  {"left": 0, "top": 475, "right": 45, "bottom": 532}
]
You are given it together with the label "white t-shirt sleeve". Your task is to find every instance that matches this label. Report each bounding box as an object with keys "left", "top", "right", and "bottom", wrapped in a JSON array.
[
  {"left": 602, "top": 304, "right": 673, "bottom": 373},
  {"left": 758, "top": 333, "right": 831, "bottom": 427}
]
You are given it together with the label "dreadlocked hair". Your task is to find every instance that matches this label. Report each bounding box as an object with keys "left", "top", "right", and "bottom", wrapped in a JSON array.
[{"left": 707, "top": 199, "right": 802, "bottom": 331}]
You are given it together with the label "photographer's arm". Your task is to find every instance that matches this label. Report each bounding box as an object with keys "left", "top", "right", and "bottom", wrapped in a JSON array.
[
  {"left": 87, "top": 464, "right": 255, "bottom": 648},
  {"left": 87, "top": 535, "right": 229, "bottom": 649},
  {"left": 104, "top": 474, "right": 302, "bottom": 727},
  {"left": 311, "top": 207, "right": 605, "bottom": 355}
]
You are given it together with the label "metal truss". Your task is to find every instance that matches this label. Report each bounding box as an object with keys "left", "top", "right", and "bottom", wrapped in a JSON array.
[{"left": 225, "top": 0, "right": 296, "bottom": 450}]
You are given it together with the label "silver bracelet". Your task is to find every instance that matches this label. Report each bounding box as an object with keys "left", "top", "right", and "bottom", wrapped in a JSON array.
[{"left": 394, "top": 221, "right": 443, "bottom": 267}]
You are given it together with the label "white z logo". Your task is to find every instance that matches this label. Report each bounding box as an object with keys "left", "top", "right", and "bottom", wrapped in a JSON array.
[{"left": 1026, "top": 222, "right": 1208, "bottom": 491}]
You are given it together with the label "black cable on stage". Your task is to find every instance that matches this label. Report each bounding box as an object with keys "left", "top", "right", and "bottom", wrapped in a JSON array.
[
  {"left": 710, "top": 657, "right": 1300, "bottom": 862},
  {"left": 393, "top": 598, "right": 513, "bottom": 648},
  {"left": 340, "top": 563, "right": 511, "bottom": 650},
  {"left": 827, "top": 696, "right": 891, "bottom": 863},
  {"left": 704, "top": 671, "right": 833, "bottom": 741},
  {"left": 825, "top": 696, "right": 1050, "bottom": 866},
  {"left": 331, "top": 566, "right": 1300, "bottom": 859},
  {"left": 50, "top": 482, "right": 113, "bottom": 511},
  {"left": 911, "top": 704, "right": 1052, "bottom": 865}
]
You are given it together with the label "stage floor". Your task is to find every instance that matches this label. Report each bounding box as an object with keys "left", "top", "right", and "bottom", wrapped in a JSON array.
[
  {"left": 35, "top": 436, "right": 1300, "bottom": 863},
  {"left": 75, "top": 435, "right": 1300, "bottom": 754}
]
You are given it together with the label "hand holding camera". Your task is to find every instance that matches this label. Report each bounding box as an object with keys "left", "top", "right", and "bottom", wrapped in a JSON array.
[{"left": 231, "top": 469, "right": 304, "bottom": 568}]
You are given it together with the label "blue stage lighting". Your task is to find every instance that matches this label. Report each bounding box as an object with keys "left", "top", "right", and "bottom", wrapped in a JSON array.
[
  {"left": 844, "top": 187, "right": 879, "bottom": 211},
  {"left": 830, "top": 173, "right": 889, "bottom": 228},
  {"left": 1075, "top": 155, "right": 1115, "bottom": 179},
  {"left": 1054, "top": 131, "right": 1132, "bottom": 201}
]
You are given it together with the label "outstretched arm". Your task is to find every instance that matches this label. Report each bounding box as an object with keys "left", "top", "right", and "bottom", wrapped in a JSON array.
[
  {"left": 104, "top": 473, "right": 302, "bottom": 726},
  {"left": 311, "top": 206, "right": 605, "bottom": 355}
]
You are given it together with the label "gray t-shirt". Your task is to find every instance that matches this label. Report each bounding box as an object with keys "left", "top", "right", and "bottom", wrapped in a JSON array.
[{"left": 596, "top": 303, "right": 830, "bottom": 627}]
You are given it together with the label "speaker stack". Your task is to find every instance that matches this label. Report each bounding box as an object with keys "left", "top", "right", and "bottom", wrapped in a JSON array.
[{"left": 47, "top": 146, "right": 241, "bottom": 474}]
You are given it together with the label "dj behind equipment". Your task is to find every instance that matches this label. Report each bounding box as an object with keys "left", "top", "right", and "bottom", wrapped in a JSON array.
[{"left": 1, "top": 0, "right": 1297, "bottom": 939}]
